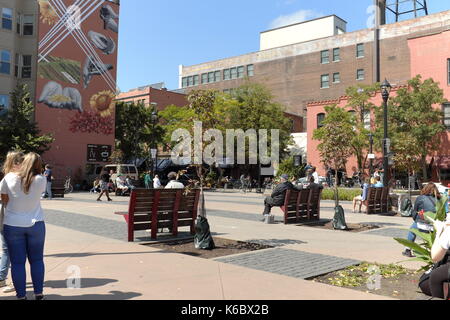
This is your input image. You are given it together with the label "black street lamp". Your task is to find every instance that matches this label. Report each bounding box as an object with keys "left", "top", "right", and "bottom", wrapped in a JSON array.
[
  {"left": 368, "top": 133, "right": 374, "bottom": 177},
  {"left": 150, "top": 103, "right": 159, "bottom": 181},
  {"left": 381, "top": 79, "right": 392, "bottom": 187}
]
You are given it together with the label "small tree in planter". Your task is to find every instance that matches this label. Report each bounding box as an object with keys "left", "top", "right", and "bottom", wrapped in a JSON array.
[
  {"left": 394, "top": 195, "right": 448, "bottom": 272},
  {"left": 313, "top": 105, "right": 355, "bottom": 208}
]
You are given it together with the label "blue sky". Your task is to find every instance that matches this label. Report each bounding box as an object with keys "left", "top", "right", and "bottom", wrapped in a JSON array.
[{"left": 116, "top": 0, "right": 449, "bottom": 92}]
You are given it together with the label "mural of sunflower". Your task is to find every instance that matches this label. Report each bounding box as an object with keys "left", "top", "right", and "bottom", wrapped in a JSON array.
[
  {"left": 39, "top": 0, "right": 59, "bottom": 25},
  {"left": 90, "top": 90, "right": 115, "bottom": 117}
]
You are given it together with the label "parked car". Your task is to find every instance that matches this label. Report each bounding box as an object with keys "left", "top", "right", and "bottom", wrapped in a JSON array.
[{"left": 86, "top": 164, "right": 139, "bottom": 186}]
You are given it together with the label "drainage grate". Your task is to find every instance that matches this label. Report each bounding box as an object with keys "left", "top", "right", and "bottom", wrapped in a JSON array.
[
  {"left": 362, "top": 228, "right": 409, "bottom": 239},
  {"left": 215, "top": 248, "right": 360, "bottom": 279}
]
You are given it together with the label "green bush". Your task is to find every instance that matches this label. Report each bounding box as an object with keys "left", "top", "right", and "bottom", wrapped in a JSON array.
[{"left": 321, "top": 188, "right": 362, "bottom": 201}]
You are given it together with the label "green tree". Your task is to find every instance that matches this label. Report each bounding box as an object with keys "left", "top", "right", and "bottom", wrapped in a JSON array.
[
  {"left": 345, "top": 83, "right": 379, "bottom": 173},
  {"left": 228, "top": 82, "right": 293, "bottom": 180},
  {"left": 115, "top": 101, "right": 165, "bottom": 165},
  {"left": 0, "top": 84, "right": 54, "bottom": 161},
  {"left": 374, "top": 75, "right": 446, "bottom": 181},
  {"left": 313, "top": 105, "right": 355, "bottom": 207},
  {"left": 276, "top": 157, "right": 305, "bottom": 180}
]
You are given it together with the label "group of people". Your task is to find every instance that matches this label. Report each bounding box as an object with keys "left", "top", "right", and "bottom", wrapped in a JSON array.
[
  {"left": 351, "top": 173, "right": 385, "bottom": 213},
  {"left": 0, "top": 151, "right": 47, "bottom": 300}
]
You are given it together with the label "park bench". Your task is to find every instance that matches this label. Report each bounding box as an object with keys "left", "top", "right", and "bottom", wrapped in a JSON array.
[
  {"left": 115, "top": 188, "right": 200, "bottom": 242},
  {"left": 51, "top": 180, "right": 65, "bottom": 198},
  {"left": 281, "top": 187, "right": 322, "bottom": 224},
  {"left": 366, "top": 187, "right": 391, "bottom": 214}
]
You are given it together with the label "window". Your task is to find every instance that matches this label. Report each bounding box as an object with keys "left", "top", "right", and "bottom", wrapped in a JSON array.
[
  {"left": 320, "top": 74, "right": 329, "bottom": 88},
  {"left": 333, "top": 72, "right": 340, "bottom": 83},
  {"left": 193, "top": 75, "right": 199, "bottom": 86},
  {"left": 444, "top": 103, "right": 450, "bottom": 130},
  {"left": 247, "top": 64, "right": 254, "bottom": 77},
  {"left": 16, "top": 13, "right": 20, "bottom": 34},
  {"left": 356, "top": 43, "right": 364, "bottom": 58},
  {"left": 223, "top": 69, "right": 230, "bottom": 80},
  {"left": 321, "top": 50, "right": 329, "bottom": 64},
  {"left": 14, "top": 53, "right": 18, "bottom": 77},
  {"left": 22, "top": 14, "right": 34, "bottom": 35},
  {"left": 447, "top": 59, "right": 450, "bottom": 85},
  {"left": 208, "top": 72, "right": 214, "bottom": 83},
  {"left": 214, "top": 70, "right": 221, "bottom": 82},
  {"left": 2, "top": 8, "right": 13, "bottom": 30},
  {"left": 201, "top": 73, "right": 208, "bottom": 84},
  {"left": 357, "top": 69, "right": 365, "bottom": 80},
  {"left": 21, "top": 55, "right": 32, "bottom": 78},
  {"left": 230, "top": 67, "right": 237, "bottom": 79},
  {"left": 333, "top": 48, "right": 340, "bottom": 62},
  {"left": 188, "top": 76, "right": 194, "bottom": 87},
  {"left": 0, "top": 50, "right": 11, "bottom": 74},
  {"left": 237, "top": 66, "right": 245, "bottom": 78},
  {"left": 317, "top": 113, "right": 325, "bottom": 128},
  {"left": 182, "top": 77, "right": 188, "bottom": 88}
]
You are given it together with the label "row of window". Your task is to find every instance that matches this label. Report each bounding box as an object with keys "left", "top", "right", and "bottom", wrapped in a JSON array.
[
  {"left": 320, "top": 44, "right": 364, "bottom": 64},
  {"left": 0, "top": 94, "right": 8, "bottom": 111},
  {"left": 0, "top": 50, "right": 32, "bottom": 78},
  {"left": 182, "top": 64, "right": 254, "bottom": 88},
  {"left": 320, "top": 69, "right": 365, "bottom": 88},
  {"left": 1, "top": 7, "right": 34, "bottom": 36},
  {"left": 317, "top": 103, "right": 450, "bottom": 130}
]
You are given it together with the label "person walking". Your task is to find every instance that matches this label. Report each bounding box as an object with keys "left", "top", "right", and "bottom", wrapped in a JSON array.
[
  {"left": 97, "top": 170, "right": 112, "bottom": 202},
  {"left": 144, "top": 171, "right": 152, "bottom": 189},
  {"left": 0, "top": 152, "right": 47, "bottom": 300},
  {"left": 0, "top": 151, "right": 25, "bottom": 295},
  {"left": 41, "top": 165, "right": 53, "bottom": 200},
  {"left": 153, "top": 174, "right": 161, "bottom": 189}
]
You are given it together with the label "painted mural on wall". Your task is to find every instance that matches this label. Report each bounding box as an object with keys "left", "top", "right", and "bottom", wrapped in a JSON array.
[{"left": 36, "top": 0, "right": 119, "bottom": 136}]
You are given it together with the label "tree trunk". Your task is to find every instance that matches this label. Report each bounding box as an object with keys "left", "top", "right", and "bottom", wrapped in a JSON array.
[
  {"left": 421, "top": 155, "right": 428, "bottom": 182},
  {"left": 335, "top": 170, "right": 339, "bottom": 207},
  {"left": 196, "top": 166, "right": 206, "bottom": 218}
]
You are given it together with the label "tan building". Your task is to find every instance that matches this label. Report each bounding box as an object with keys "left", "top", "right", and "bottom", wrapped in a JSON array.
[
  {"left": 179, "top": 10, "right": 450, "bottom": 132},
  {"left": 0, "top": 0, "right": 39, "bottom": 114}
]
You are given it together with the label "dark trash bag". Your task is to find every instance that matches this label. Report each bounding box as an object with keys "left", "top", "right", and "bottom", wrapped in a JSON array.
[
  {"left": 194, "top": 216, "right": 215, "bottom": 250},
  {"left": 400, "top": 198, "right": 414, "bottom": 217},
  {"left": 333, "top": 205, "right": 348, "bottom": 230}
]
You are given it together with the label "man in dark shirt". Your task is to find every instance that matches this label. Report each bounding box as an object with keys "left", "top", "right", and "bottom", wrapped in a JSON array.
[{"left": 262, "top": 174, "right": 300, "bottom": 217}]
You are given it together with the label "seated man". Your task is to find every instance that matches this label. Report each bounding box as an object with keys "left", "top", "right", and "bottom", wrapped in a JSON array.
[
  {"left": 373, "top": 176, "right": 384, "bottom": 188},
  {"left": 262, "top": 174, "right": 301, "bottom": 220},
  {"left": 125, "top": 176, "right": 136, "bottom": 191},
  {"left": 165, "top": 172, "right": 185, "bottom": 189},
  {"left": 115, "top": 174, "right": 130, "bottom": 195}
]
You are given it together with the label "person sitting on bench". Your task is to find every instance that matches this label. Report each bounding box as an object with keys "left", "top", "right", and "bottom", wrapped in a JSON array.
[
  {"left": 115, "top": 174, "right": 130, "bottom": 196},
  {"left": 262, "top": 174, "right": 301, "bottom": 220}
]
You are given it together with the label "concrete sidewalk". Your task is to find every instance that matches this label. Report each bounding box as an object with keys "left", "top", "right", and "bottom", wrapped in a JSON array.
[{"left": 0, "top": 191, "right": 417, "bottom": 300}]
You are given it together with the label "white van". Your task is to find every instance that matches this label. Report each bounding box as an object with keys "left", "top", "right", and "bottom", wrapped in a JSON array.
[{"left": 104, "top": 164, "right": 139, "bottom": 182}]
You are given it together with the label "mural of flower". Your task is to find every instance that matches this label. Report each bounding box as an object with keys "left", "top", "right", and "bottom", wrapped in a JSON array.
[
  {"left": 90, "top": 90, "right": 115, "bottom": 117},
  {"left": 69, "top": 111, "right": 114, "bottom": 135},
  {"left": 39, "top": 0, "right": 59, "bottom": 25}
]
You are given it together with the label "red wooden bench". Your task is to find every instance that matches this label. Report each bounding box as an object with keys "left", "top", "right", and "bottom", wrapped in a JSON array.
[
  {"left": 281, "top": 188, "right": 322, "bottom": 224},
  {"left": 116, "top": 189, "right": 200, "bottom": 242},
  {"left": 366, "top": 187, "right": 391, "bottom": 214}
]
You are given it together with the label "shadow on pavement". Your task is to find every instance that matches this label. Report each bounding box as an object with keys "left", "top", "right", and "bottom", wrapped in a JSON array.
[
  {"left": 245, "top": 239, "right": 308, "bottom": 247},
  {"left": 45, "top": 251, "right": 161, "bottom": 258},
  {"left": 45, "top": 291, "right": 142, "bottom": 300},
  {"left": 45, "top": 278, "right": 118, "bottom": 289}
]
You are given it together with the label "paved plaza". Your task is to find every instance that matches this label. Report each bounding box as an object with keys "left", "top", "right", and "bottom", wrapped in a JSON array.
[{"left": 0, "top": 191, "right": 422, "bottom": 300}]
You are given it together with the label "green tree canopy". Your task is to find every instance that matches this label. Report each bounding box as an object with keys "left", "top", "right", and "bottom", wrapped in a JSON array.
[{"left": 0, "top": 84, "right": 54, "bottom": 161}]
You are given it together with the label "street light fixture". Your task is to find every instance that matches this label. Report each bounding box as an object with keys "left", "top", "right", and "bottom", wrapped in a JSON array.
[
  {"left": 381, "top": 79, "right": 392, "bottom": 187},
  {"left": 150, "top": 102, "right": 159, "bottom": 181}
]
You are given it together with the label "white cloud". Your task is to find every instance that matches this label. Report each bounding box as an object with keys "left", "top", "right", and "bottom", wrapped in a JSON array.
[{"left": 269, "top": 9, "right": 322, "bottom": 29}]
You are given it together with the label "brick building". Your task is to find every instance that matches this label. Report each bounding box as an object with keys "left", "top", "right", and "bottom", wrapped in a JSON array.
[
  {"left": 115, "top": 82, "right": 188, "bottom": 111},
  {"left": 179, "top": 11, "right": 450, "bottom": 134}
]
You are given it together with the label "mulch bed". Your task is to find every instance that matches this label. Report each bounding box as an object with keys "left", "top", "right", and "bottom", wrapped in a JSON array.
[
  {"left": 312, "top": 265, "right": 423, "bottom": 300},
  {"left": 299, "top": 219, "right": 381, "bottom": 233},
  {"left": 145, "top": 237, "right": 272, "bottom": 259}
]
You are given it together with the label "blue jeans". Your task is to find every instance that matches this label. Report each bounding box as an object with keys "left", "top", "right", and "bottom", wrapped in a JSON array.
[
  {"left": 46, "top": 181, "right": 52, "bottom": 200},
  {"left": 407, "top": 222, "right": 418, "bottom": 243},
  {"left": 0, "top": 233, "right": 10, "bottom": 281},
  {"left": 3, "top": 222, "right": 46, "bottom": 298}
]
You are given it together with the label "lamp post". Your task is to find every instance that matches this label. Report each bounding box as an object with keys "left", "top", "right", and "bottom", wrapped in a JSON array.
[
  {"left": 381, "top": 79, "right": 392, "bottom": 187},
  {"left": 150, "top": 102, "right": 158, "bottom": 181},
  {"left": 368, "top": 133, "right": 374, "bottom": 177}
]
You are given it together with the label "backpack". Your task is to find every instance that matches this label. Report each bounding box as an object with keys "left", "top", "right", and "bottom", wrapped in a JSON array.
[
  {"left": 400, "top": 198, "right": 414, "bottom": 217},
  {"left": 333, "top": 205, "right": 348, "bottom": 230}
]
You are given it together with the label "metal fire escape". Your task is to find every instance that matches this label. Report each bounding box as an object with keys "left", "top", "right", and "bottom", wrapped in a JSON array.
[{"left": 386, "top": 0, "right": 429, "bottom": 22}]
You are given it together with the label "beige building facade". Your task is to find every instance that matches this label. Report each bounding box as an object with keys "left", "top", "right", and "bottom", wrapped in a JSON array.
[{"left": 0, "top": 0, "right": 38, "bottom": 114}]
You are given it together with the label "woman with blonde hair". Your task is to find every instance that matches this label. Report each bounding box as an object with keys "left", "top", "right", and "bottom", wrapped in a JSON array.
[
  {"left": 0, "top": 151, "right": 24, "bottom": 294},
  {"left": 0, "top": 152, "right": 46, "bottom": 300}
]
